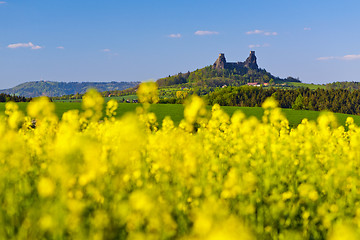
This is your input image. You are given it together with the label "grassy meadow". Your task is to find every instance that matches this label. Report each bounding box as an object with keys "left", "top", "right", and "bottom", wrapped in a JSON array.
[
  {"left": 1, "top": 101, "right": 360, "bottom": 128},
  {"left": 286, "top": 82, "right": 327, "bottom": 90}
]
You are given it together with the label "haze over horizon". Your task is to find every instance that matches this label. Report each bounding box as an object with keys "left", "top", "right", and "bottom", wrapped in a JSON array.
[{"left": 1, "top": 0, "right": 360, "bottom": 89}]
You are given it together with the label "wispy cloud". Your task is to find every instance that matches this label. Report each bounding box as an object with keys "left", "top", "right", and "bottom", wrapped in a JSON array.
[
  {"left": 168, "top": 33, "right": 181, "bottom": 38},
  {"left": 248, "top": 43, "right": 270, "bottom": 48},
  {"left": 246, "top": 29, "right": 278, "bottom": 36},
  {"left": 194, "top": 30, "right": 219, "bottom": 36},
  {"left": 0, "top": 1, "right": 7, "bottom": 4},
  {"left": 264, "top": 32, "right": 278, "bottom": 36},
  {"left": 317, "top": 54, "right": 360, "bottom": 61},
  {"left": 342, "top": 54, "right": 360, "bottom": 60},
  {"left": 246, "top": 29, "right": 263, "bottom": 35},
  {"left": 304, "top": 27, "right": 311, "bottom": 31},
  {"left": 317, "top": 56, "right": 336, "bottom": 61},
  {"left": 56, "top": 46, "right": 64, "bottom": 49},
  {"left": 101, "top": 48, "right": 118, "bottom": 56},
  {"left": 7, "top": 42, "right": 42, "bottom": 50}
]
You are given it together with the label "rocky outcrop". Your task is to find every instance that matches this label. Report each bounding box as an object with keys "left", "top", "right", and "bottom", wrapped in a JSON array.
[
  {"left": 212, "top": 51, "right": 258, "bottom": 71},
  {"left": 213, "top": 53, "right": 227, "bottom": 69},
  {"left": 244, "top": 51, "right": 258, "bottom": 69}
]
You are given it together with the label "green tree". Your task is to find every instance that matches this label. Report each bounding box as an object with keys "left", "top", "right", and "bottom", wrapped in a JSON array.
[{"left": 292, "top": 94, "right": 304, "bottom": 110}]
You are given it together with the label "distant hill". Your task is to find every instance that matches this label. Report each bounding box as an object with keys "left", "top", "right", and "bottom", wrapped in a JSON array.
[
  {"left": 156, "top": 51, "right": 300, "bottom": 88},
  {"left": 0, "top": 81, "right": 140, "bottom": 98}
]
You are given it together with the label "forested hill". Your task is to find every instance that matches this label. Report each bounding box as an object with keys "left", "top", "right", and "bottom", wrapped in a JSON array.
[
  {"left": 156, "top": 52, "right": 300, "bottom": 87},
  {"left": 0, "top": 81, "right": 140, "bottom": 98}
]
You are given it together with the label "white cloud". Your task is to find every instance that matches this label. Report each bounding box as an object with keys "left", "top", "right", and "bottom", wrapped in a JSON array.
[
  {"left": 246, "top": 29, "right": 264, "bottom": 35},
  {"left": 56, "top": 46, "right": 64, "bottom": 49},
  {"left": 7, "top": 42, "right": 42, "bottom": 50},
  {"left": 317, "top": 54, "right": 360, "bottom": 61},
  {"left": 194, "top": 30, "right": 219, "bottom": 36},
  {"left": 168, "top": 33, "right": 181, "bottom": 38},
  {"left": 304, "top": 27, "right": 311, "bottom": 31},
  {"left": 317, "top": 56, "right": 336, "bottom": 61},
  {"left": 246, "top": 29, "right": 278, "bottom": 36},
  {"left": 248, "top": 43, "right": 270, "bottom": 48},
  {"left": 264, "top": 31, "right": 278, "bottom": 36},
  {"left": 101, "top": 48, "right": 119, "bottom": 56},
  {"left": 342, "top": 54, "right": 360, "bottom": 60},
  {"left": 0, "top": 1, "right": 6, "bottom": 4}
]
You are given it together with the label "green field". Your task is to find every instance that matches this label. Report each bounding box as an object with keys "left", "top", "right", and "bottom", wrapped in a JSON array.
[
  {"left": 286, "top": 82, "right": 327, "bottom": 90},
  {"left": 1, "top": 102, "right": 360, "bottom": 128}
]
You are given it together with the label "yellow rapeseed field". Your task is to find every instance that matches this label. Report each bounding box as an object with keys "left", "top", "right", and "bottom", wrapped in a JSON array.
[{"left": 1, "top": 82, "right": 360, "bottom": 239}]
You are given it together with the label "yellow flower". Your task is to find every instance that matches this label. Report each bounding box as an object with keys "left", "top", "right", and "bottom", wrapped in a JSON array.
[
  {"left": 137, "top": 81, "right": 159, "bottom": 104},
  {"left": 262, "top": 97, "right": 278, "bottom": 109},
  {"left": 82, "top": 88, "right": 104, "bottom": 121},
  {"left": 38, "top": 177, "right": 55, "bottom": 197},
  {"left": 106, "top": 99, "right": 118, "bottom": 119}
]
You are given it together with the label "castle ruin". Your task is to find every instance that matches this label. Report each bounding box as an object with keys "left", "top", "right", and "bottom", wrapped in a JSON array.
[{"left": 213, "top": 51, "right": 258, "bottom": 71}]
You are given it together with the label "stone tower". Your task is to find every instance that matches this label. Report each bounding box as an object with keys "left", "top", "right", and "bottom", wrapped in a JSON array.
[
  {"left": 213, "top": 53, "right": 226, "bottom": 69},
  {"left": 244, "top": 51, "right": 258, "bottom": 70},
  {"left": 212, "top": 51, "right": 258, "bottom": 70}
]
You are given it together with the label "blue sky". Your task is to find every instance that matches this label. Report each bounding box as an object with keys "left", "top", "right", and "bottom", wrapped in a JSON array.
[{"left": 1, "top": 0, "right": 360, "bottom": 89}]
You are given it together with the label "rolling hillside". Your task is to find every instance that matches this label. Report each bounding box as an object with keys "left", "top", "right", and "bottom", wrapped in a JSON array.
[{"left": 0, "top": 81, "right": 140, "bottom": 98}]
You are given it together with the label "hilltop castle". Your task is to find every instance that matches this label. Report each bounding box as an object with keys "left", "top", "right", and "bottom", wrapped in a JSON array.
[{"left": 213, "top": 51, "right": 258, "bottom": 70}]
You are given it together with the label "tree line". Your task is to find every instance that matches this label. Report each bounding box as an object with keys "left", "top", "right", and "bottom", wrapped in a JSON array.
[
  {"left": 205, "top": 86, "right": 360, "bottom": 115},
  {"left": 0, "top": 93, "right": 31, "bottom": 102},
  {"left": 325, "top": 81, "right": 360, "bottom": 90}
]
